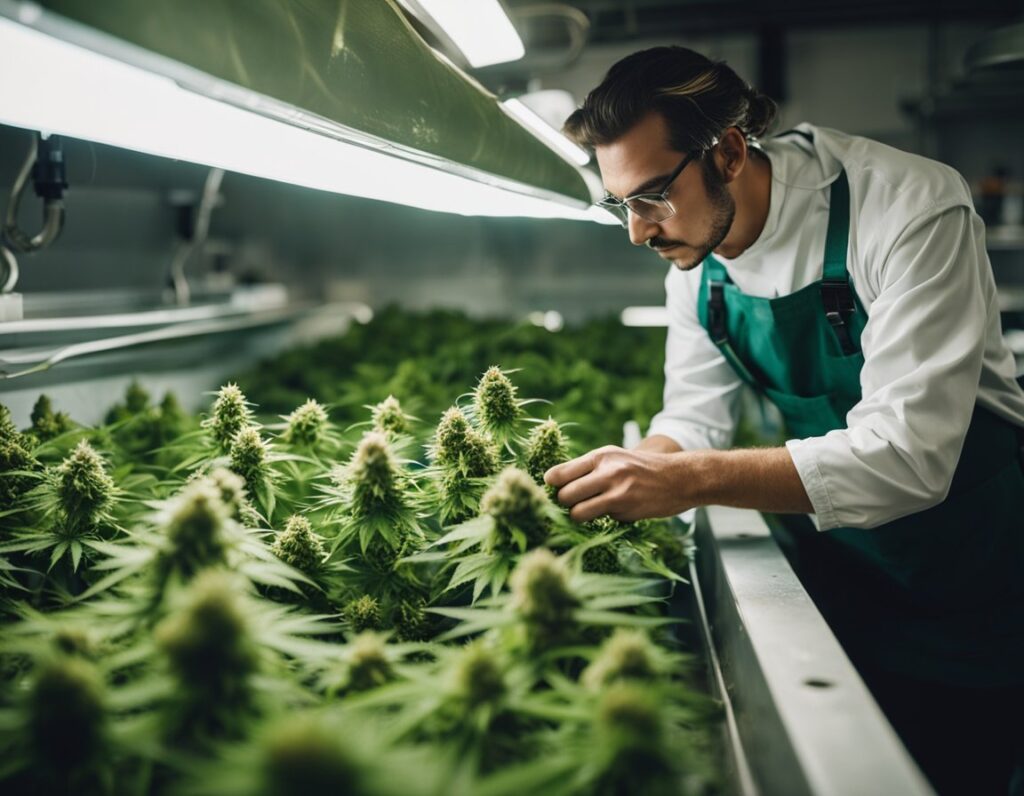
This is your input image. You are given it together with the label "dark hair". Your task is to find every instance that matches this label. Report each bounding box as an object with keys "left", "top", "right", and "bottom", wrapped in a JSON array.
[{"left": 563, "top": 46, "right": 777, "bottom": 154}]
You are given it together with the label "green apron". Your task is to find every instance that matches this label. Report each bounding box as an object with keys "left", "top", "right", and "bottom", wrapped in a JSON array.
[{"left": 696, "top": 151, "right": 1024, "bottom": 687}]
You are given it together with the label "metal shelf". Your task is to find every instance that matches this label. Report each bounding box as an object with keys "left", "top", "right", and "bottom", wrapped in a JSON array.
[{"left": 691, "top": 506, "right": 933, "bottom": 795}]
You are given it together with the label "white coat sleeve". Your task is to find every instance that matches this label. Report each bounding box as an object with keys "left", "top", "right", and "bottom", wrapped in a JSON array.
[
  {"left": 647, "top": 267, "right": 743, "bottom": 451},
  {"left": 786, "top": 204, "right": 991, "bottom": 529}
]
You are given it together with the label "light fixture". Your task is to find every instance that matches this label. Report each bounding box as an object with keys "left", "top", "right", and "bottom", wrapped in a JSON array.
[
  {"left": 620, "top": 306, "right": 669, "bottom": 327},
  {"left": 397, "top": 0, "right": 524, "bottom": 68},
  {"left": 0, "top": 5, "right": 614, "bottom": 224},
  {"left": 502, "top": 99, "right": 590, "bottom": 167}
]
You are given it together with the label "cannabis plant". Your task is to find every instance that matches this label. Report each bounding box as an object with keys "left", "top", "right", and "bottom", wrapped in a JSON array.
[
  {"left": 426, "top": 406, "right": 500, "bottom": 525},
  {"left": 201, "top": 383, "right": 255, "bottom": 452},
  {"left": 429, "top": 467, "right": 562, "bottom": 600}
]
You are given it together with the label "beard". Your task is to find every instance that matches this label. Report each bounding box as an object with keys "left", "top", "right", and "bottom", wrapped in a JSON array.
[{"left": 657, "top": 159, "right": 735, "bottom": 271}]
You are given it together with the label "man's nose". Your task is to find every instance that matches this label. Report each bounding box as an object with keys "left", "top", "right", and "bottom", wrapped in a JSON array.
[{"left": 627, "top": 211, "right": 660, "bottom": 247}]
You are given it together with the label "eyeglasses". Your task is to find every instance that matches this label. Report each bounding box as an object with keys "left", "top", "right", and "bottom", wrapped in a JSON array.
[{"left": 596, "top": 140, "right": 715, "bottom": 228}]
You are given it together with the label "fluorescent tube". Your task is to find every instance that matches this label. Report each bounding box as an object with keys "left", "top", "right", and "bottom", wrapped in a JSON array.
[
  {"left": 620, "top": 306, "right": 669, "bottom": 327},
  {"left": 502, "top": 99, "right": 590, "bottom": 166},
  {"left": 0, "top": 14, "right": 612, "bottom": 223},
  {"left": 408, "top": 0, "right": 524, "bottom": 68}
]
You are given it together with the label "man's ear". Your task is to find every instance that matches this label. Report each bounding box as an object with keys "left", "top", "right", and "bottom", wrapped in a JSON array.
[{"left": 716, "top": 127, "right": 748, "bottom": 184}]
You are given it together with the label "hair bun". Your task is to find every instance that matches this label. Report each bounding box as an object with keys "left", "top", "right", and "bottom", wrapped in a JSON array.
[{"left": 743, "top": 88, "right": 777, "bottom": 139}]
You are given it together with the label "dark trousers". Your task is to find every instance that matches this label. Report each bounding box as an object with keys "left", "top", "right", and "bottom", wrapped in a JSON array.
[{"left": 857, "top": 664, "right": 1024, "bottom": 796}]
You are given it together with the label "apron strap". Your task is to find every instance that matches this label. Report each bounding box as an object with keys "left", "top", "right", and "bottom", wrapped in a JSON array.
[{"left": 820, "top": 170, "right": 858, "bottom": 355}]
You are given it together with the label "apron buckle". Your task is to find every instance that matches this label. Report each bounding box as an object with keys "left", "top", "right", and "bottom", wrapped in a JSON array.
[
  {"left": 709, "top": 281, "right": 728, "bottom": 344},
  {"left": 820, "top": 279, "right": 858, "bottom": 355}
]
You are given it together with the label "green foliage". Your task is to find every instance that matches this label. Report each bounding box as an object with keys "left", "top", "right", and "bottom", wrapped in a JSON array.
[{"left": 0, "top": 311, "right": 717, "bottom": 796}]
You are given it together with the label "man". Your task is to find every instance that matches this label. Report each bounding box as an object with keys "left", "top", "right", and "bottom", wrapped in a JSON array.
[{"left": 546, "top": 46, "right": 1024, "bottom": 795}]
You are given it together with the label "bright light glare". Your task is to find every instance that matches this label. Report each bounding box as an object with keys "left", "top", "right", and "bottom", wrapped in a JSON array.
[
  {"left": 502, "top": 99, "right": 589, "bottom": 166},
  {"left": 0, "top": 16, "right": 595, "bottom": 222},
  {"left": 620, "top": 306, "right": 669, "bottom": 327},
  {"left": 528, "top": 310, "right": 564, "bottom": 332},
  {"left": 416, "top": 0, "right": 524, "bottom": 67}
]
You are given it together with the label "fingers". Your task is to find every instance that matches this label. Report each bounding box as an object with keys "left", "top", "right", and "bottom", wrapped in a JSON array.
[
  {"left": 555, "top": 471, "right": 605, "bottom": 509},
  {"left": 568, "top": 494, "right": 614, "bottom": 524},
  {"left": 545, "top": 446, "right": 618, "bottom": 488}
]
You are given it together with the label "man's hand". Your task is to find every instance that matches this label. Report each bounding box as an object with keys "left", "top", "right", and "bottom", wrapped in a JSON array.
[
  {"left": 545, "top": 444, "right": 814, "bottom": 523},
  {"left": 544, "top": 445, "right": 696, "bottom": 523}
]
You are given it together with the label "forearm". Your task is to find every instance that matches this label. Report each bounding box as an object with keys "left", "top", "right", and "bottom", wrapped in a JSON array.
[
  {"left": 685, "top": 446, "right": 813, "bottom": 514},
  {"left": 635, "top": 434, "right": 683, "bottom": 454}
]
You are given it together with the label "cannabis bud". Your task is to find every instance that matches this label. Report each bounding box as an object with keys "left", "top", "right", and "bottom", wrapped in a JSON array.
[
  {"left": 449, "top": 642, "right": 505, "bottom": 708},
  {"left": 283, "top": 399, "right": 329, "bottom": 446},
  {"left": 596, "top": 682, "right": 663, "bottom": 754},
  {"left": 371, "top": 395, "right": 408, "bottom": 436},
  {"left": 163, "top": 480, "right": 231, "bottom": 574},
  {"left": 394, "top": 598, "right": 431, "bottom": 642},
  {"left": 261, "top": 713, "right": 360, "bottom": 796},
  {"left": 346, "top": 632, "right": 392, "bottom": 691},
  {"left": 480, "top": 467, "right": 553, "bottom": 552},
  {"left": 124, "top": 380, "right": 151, "bottom": 414},
  {"left": 344, "top": 595, "right": 382, "bottom": 633},
  {"left": 28, "top": 657, "right": 107, "bottom": 770},
  {"left": 203, "top": 383, "right": 255, "bottom": 450},
  {"left": 1, "top": 402, "right": 22, "bottom": 442},
  {"left": 473, "top": 366, "right": 522, "bottom": 442},
  {"left": 272, "top": 514, "right": 325, "bottom": 573},
  {"left": 523, "top": 418, "right": 569, "bottom": 485},
  {"left": 155, "top": 570, "right": 258, "bottom": 702},
  {"left": 229, "top": 427, "right": 270, "bottom": 488},
  {"left": 433, "top": 406, "right": 498, "bottom": 477},
  {"left": 56, "top": 440, "right": 115, "bottom": 531},
  {"left": 582, "top": 630, "right": 660, "bottom": 690},
  {"left": 349, "top": 431, "right": 401, "bottom": 508},
  {"left": 508, "top": 548, "right": 579, "bottom": 628},
  {"left": 30, "top": 394, "right": 72, "bottom": 442},
  {"left": 0, "top": 436, "right": 37, "bottom": 505}
]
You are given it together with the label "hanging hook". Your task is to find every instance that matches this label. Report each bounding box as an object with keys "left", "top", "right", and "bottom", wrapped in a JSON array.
[{"left": 1, "top": 131, "right": 68, "bottom": 294}]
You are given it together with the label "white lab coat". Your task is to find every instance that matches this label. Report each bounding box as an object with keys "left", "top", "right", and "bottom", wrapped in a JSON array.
[{"left": 647, "top": 123, "right": 1024, "bottom": 530}]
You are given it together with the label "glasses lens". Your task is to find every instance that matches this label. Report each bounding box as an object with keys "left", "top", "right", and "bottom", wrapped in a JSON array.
[
  {"left": 626, "top": 197, "right": 674, "bottom": 223},
  {"left": 597, "top": 200, "right": 630, "bottom": 226}
]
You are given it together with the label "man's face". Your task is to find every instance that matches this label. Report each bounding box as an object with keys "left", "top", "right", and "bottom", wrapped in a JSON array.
[{"left": 595, "top": 111, "right": 735, "bottom": 271}]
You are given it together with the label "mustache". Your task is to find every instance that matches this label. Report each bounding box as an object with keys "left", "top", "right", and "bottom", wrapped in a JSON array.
[{"left": 645, "top": 236, "right": 683, "bottom": 249}]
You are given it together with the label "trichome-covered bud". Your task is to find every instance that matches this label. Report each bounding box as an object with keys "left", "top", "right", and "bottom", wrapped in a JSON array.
[
  {"left": 344, "top": 595, "right": 382, "bottom": 633},
  {"left": 583, "top": 544, "right": 621, "bottom": 574},
  {"left": 371, "top": 394, "right": 408, "bottom": 436},
  {"left": 346, "top": 632, "right": 392, "bottom": 691},
  {"left": 523, "top": 418, "right": 569, "bottom": 485},
  {"left": 0, "top": 436, "right": 37, "bottom": 504},
  {"left": 203, "top": 383, "right": 254, "bottom": 450},
  {"left": 394, "top": 597, "right": 431, "bottom": 642},
  {"left": 480, "top": 467, "right": 552, "bottom": 552},
  {"left": 283, "top": 399, "right": 329, "bottom": 446},
  {"left": 28, "top": 657, "right": 107, "bottom": 770},
  {"left": 509, "top": 548, "right": 579, "bottom": 628},
  {"left": 0, "top": 402, "right": 21, "bottom": 442},
  {"left": 473, "top": 366, "right": 522, "bottom": 440},
  {"left": 434, "top": 406, "right": 498, "bottom": 477},
  {"left": 229, "top": 427, "right": 269, "bottom": 488},
  {"left": 272, "top": 514, "right": 325, "bottom": 573},
  {"left": 449, "top": 642, "right": 505, "bottom": 708},
  {"left": 56, "top": 440, "right": 115, "bottom": 531},
  {"left": 349, "top": 431, "right": 401, "bottom": 509},
  {"left": 582, "top": 629, "right": 660, "bottom": 690}
]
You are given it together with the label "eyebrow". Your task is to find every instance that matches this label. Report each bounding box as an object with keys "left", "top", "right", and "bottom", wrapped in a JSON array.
[{"left": 606, "top": 171, "right": 674, "bottom": 202}]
